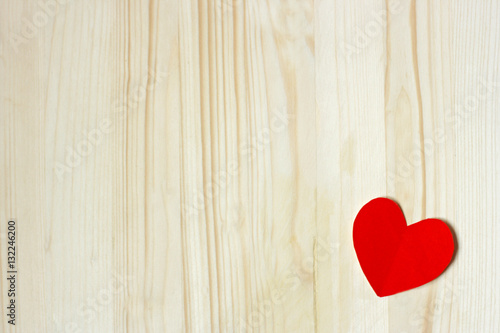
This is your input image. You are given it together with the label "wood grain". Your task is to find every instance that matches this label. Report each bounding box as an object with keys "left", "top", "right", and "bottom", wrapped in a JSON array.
[{"left": 0, "top": 0, "right": 498, "bottom": 332}]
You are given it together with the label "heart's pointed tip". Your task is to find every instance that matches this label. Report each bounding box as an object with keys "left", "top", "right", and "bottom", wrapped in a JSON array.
[
  {"left": 373, "top": 289, "right": 391, "bottom": 297},
  {"left": 374, "top": 286, "right": 407, "bottom": 297}
]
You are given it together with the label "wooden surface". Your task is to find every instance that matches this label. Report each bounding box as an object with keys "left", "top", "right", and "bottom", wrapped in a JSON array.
[{"left": 0, "top": 0, "right": 499, "bottom": 332}]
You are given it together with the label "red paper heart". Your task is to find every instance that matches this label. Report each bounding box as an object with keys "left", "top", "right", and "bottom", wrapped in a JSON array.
[{"left": 353, "top": 198, "right": 455, "bottom": 297}]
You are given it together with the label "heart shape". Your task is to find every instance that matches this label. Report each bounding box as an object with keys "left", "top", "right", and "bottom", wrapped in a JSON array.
[{"left": 353, "top": 198, "right": 455, "bottom": 297}]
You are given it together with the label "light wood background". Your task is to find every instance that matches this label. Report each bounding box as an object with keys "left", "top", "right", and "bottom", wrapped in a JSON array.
[{"left": 0, "top": 0, "right": 499, "bottom": 332}]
